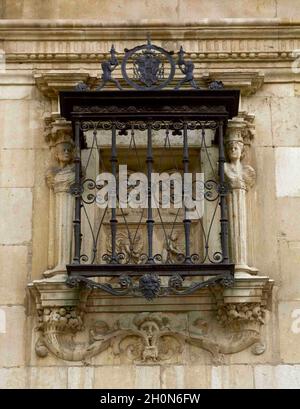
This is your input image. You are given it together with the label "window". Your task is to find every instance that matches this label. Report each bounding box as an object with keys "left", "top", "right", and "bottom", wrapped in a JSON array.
[{"left": 59, "top": 41, "right": 239, "bottom": 300}]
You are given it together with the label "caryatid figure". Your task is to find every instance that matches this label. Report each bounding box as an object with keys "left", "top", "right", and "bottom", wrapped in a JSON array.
[
  {"left": 224, "top": 133, "right": 257, "bottom": 274},
  {"left": 44, "top": 135, "right": 75, "bottom": 278}
]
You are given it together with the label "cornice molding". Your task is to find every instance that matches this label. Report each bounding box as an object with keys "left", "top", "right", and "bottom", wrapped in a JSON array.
[
  {"left": 0, "top": 20, "right": 299, "bottom": 80},
  {"left": 34, "top": 70, "right": 264, "bottom": 97},
  {"left": 203, "top": 72, "right": 264, "bottom": 96},
  {"left": 1, "top": 20, "right": 298, "bottom": 86},
  {"left": 1, "top": 19, "right": 300, "bottom": 48},
  {"left": 1, "top": 18, "right": 300, "bottom": 30},
  {"left": 34, "top": 72, "right": 98, "bottom": 98}
]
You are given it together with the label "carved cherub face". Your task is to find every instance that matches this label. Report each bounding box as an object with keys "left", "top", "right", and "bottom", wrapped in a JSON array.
[
  {"left": 226, "top": 141, "right": 244, "bottom": 162},
  {"left": 55, "top": 141, "right": 74, "bottom": 167},
  {"left": 140, "top": 321, "right": 160, "bottom": 338}
]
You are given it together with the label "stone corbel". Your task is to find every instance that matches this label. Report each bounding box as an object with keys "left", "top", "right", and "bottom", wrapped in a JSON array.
[
  {"left": 211, "top": 273, "right": 274, "bottom": 357},
  {"left": 28, "top": 273, "right": 273, "bottom": 364}
]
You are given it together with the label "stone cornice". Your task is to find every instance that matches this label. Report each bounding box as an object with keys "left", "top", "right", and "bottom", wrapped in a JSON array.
[
  {"left": 1, "top": 19, "right": 300, "bottom": 49},
  {"left": 34, "top": 72, "right": 98, "bottom": 98},
  {"left": 1, "top": 18, "right": 300, "bottom": 32},
  {"left": 34, "top": 71, "right": 264, "bottom": 97},
  {"left": 203, "top": 72, "right": 264, "bottom": 96},
  {"left": 2, "top": 20, "right": 299, "bottom": 84}
]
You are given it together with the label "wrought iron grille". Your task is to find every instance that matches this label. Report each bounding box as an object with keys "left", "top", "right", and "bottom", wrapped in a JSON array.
[{"left": 59, "top": 41, "right": 239, "bottom": 300}]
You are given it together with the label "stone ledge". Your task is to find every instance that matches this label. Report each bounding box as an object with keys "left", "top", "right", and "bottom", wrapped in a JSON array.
[
  {"left": 28, "top": 272, "right": 273, "bottom": 313},
  {"left": 34, "top": 71, "right": 264, "bottom": 98}
]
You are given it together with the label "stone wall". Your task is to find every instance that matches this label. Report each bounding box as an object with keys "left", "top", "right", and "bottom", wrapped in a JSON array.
[
  {"left": 0, "top": 2, "right": 300, "bottom": 389},
  {"left": 1, "top": 0, "right": 300, "bottom": 20}
]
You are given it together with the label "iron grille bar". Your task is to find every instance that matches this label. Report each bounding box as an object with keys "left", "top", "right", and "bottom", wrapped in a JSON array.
[
  {"left": 73, "top": 120, "right": 82, "bottom": 264},
  {"left": 218, "top": 121, "right": 229, "bottom": 263},
  {"left": 146, "top": 122, "right": 154, "bottom": 263},
  {"left": 110, "top": 123, "right": 118, "bottom": 263},
  {"left": 183, "top": 121, "right": 191, "bottom": 263}
]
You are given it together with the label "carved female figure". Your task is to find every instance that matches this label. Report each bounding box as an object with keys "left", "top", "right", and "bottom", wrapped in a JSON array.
[
  {"left": 224, "top": 133, "right": 256, "bottom": 274},
  {"left": 44, "top": 136, "right": 75, "bottom": 277}
]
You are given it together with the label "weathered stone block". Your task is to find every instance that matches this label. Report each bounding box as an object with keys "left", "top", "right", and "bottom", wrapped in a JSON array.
[
  {"left": 135, "top": 365, "right": 160, "bottom": 389},
  {"left": 254, "top": 365, "right": 300, "bottom": 389},
  {"left": 0, "top": 306, "right": 26, "bottom": 367},
  {"left": 67, "top": 367, "right": 94, "bottom": 389},
  {"left": 278, "top": 301, "right": 300, "bottom": 363},
  {"left": 271, "top": 97, "right": 300, "bottom": 146},
  {"left": 0, "top": 368, "right": 27, "bottom": 389},
  {"left": 277, "top": 198, "right": 300, "bottom": 241},
  {"left": 185, "top": 365, "right": 212, "bottom": 389},
  {"left": 0, "top": 245, "right": 28, "bottom": 304},
  {"left": 0, "top": 188, "right": 32, "bottom": 244},
  {"left": 0, "top": 149, "right": 35, "bottom": 188},
  {"left": 94, "top": 366, "right": 136, "bottom": 389},
  {"left": 161, "top": 365, "right": 185, "bottom": 389},
  {"left": 276, "top": 148, "right": 300, "bottom": 197},
  {"left": 278, "top": 240, "right": 300, "bottom": 300},
  {"left": 30, "top": 367, "right": 67, "bottom": 389},
  {"left": 211, "top": 365, "right": 254, "bottom": 389}
]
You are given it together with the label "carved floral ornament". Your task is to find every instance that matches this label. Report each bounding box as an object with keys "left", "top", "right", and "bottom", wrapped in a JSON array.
[
  {"left": 34, "top": 299, "right": 268, "bottom": 364},
  {"left": 32, "top": 271, "right": 273, "bottom": 364}
]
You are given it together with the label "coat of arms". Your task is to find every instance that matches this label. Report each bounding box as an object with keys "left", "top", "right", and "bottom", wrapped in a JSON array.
[{"left": 133, "top": 51, "right": 164, "bottom": 87}]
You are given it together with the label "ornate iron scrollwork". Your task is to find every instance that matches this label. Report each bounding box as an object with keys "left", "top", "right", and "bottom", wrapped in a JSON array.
[
  {"left": 74, "top": 36, "right": 223, "bottom": 91},
  {"left": 66, "top": 271, "right": 234, "bottom": 300},
  {"left": 121, "top": 35, "right": 176, "bottom": 90}
]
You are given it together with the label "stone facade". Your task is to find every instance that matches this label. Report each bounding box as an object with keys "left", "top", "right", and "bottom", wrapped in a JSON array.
[{"left": 0, "top": 1, "right": 300, "bottom": 389}]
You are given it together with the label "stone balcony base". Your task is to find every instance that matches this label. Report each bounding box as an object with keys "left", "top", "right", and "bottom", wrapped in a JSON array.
[{"left": 28, "top": 272, "right": 273, "bottom": 364}]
